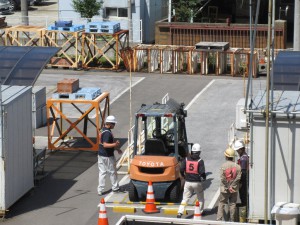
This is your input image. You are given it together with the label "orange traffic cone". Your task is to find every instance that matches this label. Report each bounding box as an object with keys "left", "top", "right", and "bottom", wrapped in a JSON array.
[
  {"left": 142, "top": 181, "right": 160, "bottom": 214},
  {"left": 193, "top": 201, "right": 202, "bottom": 220},
  {"left": 98, "top": 198, "right": 109, "bottom": 225}
]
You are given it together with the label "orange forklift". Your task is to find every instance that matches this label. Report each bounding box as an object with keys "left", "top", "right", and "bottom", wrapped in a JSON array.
[{"left": 129, "top": 99, "right": 191, "bottom": 202}]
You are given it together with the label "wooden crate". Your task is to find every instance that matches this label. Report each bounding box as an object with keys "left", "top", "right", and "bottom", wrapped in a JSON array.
[{"left": 57, "top": 78, "right": 79, "bottom": 93}]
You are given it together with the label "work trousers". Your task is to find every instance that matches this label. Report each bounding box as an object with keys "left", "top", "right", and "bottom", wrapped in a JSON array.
[
  {"left": 98, "top": 155, "right": 119, "bottom": 194},
  {"left": 178, "top": 181, "right": 204, "bottom": 215},
  {"left": 216, "top": 191, "right": 238, "bottom": 222},
  {"left": 239, "top": 171, "right": 248, "bottom": 206}
]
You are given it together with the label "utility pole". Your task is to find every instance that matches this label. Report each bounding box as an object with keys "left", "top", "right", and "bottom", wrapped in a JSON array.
[
  {"left": 21, "top": 0, "right": 29, "bottom": 25},
  {"left": 127, "top": 0, "right": 132, "bottom": 44},
  {"left": 294, "top": 0, "right": 300, "bottom": 50},
  {"left": 168, "top": 0, "right": 171, "bottom": 22},
  {"left": 264, "top": 0, "right": 272, "bottom": 223}
]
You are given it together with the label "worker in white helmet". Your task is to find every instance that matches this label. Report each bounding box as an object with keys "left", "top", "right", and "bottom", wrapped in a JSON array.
[
  {"left": 177, "top": 143, "right": 206, "bottom": 218},
  {"left": 97, "top": 115, "right": 123, "bottom": 196},
  {"left": 216, "top": 147, "right": 241, "bottom": 222},
  {"left": 233, "top": 139, "right": 249, "bottom": 207}
]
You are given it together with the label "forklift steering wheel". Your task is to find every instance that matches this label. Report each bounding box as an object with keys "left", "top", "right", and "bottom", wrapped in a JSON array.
[
  {"left": 152, "top": 128, "right": 167, "bottom": 138},
  {"left": 165, "top": 130, "right": 174, "bottom": 142}
]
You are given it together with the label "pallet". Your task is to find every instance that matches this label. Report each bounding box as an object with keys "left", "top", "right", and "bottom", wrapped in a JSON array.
[
  {"left": 85, "top": 21, "right": 120, "bottom": 34},
  {"left": 195, "top": 42, "right": 230, "bottom": 51},
  {"left": 52, "top": 87, "right": 101, "bottom": 100},
  {"left": 72, "top": 87, "right": 101, "bottom": 100},
  {"left": 85, "top": 28, "right": 120, "bottom": 34},
  {"left": 47, "top": 24, "right": 85, "bottom": 32},
  {"left": 55, "top": 20, "right": 72, "bottom": 27},
  {"left": 87, "top": 21, "right": 120, "bottom": 30}
]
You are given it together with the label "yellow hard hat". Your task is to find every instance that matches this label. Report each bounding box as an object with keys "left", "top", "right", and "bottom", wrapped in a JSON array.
[{"left": 224, "top": 147, "right": 235, "bottom": 158}]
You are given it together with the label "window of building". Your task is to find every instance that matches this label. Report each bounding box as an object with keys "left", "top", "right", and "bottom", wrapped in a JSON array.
[
  {"left": 106, "top": 8, "right": 117, "bottom": 17},
  {"left": 118, "top": 8, "right": 128, "bottom": 17},
  {"left": 106, "top": 7, "right": 128, "bottom": 18}
]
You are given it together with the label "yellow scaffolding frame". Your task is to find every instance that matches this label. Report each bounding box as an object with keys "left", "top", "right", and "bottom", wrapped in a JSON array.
[
  {"left": 47, "top": 92, "right": 110, "bottom": 151},
  {"left": 43, "top": 29, "right": 84, "bottom": 68},
  {"left": 82, "top": 30, "right": 129, "bottom": 70},
  {"left": 5, "top": 25, "right": 45, "bottom": 46}
]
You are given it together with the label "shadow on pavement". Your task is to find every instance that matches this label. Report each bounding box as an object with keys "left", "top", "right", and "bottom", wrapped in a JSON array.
[{"left": 5, "top": 139, "right": 127, "bottom": 218}]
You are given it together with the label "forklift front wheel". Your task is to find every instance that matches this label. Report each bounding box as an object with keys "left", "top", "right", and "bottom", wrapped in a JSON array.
[{"left": 128, "top": 181, "right": 139, "bottom": 202}]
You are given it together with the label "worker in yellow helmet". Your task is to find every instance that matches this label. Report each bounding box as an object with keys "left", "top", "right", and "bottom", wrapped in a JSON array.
[{"left": 216, "top": 147, "right": 241, "bottom": 222}]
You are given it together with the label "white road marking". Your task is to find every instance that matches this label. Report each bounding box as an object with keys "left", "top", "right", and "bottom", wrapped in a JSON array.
[
  {"left": 207, "top": 188, "right": 220, "bottom": 210},
  {"left": 103, "top": 174, "right": 129, "bottom": 204},
  {"left": 184, "top": 79, "right": 215, "bottom": 110},
  {"left": 184, "top": 79, "right": 219, "bottom": 211},
  {"left": 110, "top": 77, "right": 145, "bottom": 104},
  {"left": 91, "top": 77, "right": 145, "bottom": 118}
]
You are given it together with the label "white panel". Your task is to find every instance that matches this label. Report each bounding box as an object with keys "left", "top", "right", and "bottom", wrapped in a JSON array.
[
  {"left": 235, "top": 98, "right": 248, "bottom": 129},
  {"left": 32, "top": 87, "right": 46, "bottom": 129},
  {"left": 274, "top": 120, "right": 300, "bottom": 204},
  {"left": 249, "top": 117, "right": 267, "bottom": 219},
  {"left": 295, "top": 126, "right": 300, "bottom": 202},
  {"left": 0, "top": 159, "right": 4, "bottom": 210},
  {"left": 274, "top": 121, "right": 290, "bottom": 203},
  {"left": 104, "top": 0, "right": 127, "bottom": 8},
  {"left": 0, "top": 86, "right": 33, "bottom": 210},
  {"left": 58, "top": 0, "right": 73, "bottom": 10},
  {"left": 249, "top": 115, "right": 300, "bottom": 221},
  {"left": 32, "top": 86, "right": 46, "bottom": 110}
]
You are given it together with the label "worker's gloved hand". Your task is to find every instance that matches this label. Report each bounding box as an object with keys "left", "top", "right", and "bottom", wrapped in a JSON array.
[
  {"left": 228, "top": 187, "right": 235, "bottom": 193},
  {"left": 201, "top": 173, "right": 206, "bottom": 181}
]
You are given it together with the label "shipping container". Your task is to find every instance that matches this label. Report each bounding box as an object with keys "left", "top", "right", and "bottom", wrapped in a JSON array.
[{"left": 0, "top": 85, "right": 34, "bottom": 214}]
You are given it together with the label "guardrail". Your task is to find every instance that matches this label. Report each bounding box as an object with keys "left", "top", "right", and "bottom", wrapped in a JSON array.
[{"left": 116, "top": 215, "right": 261, "bottom": 225}]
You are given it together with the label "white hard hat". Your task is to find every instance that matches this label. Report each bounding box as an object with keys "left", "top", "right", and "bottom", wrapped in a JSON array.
[
  {"left": 105, "top": 115, "right": 117, "bottom": 124},
  {"left": 233, "top": 139, "right": 245, "bottom": 151},
  {"left": 191, "top": 143, "right": 201, "bottom": 153}
]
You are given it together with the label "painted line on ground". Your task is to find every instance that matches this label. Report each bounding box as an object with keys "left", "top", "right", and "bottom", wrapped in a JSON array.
[
  {"left": 207, "top": 187, "right": 220, "bottom": 210},
  {"left": 184, "top": 79, "right": 215, "bottom": 110},
  {"left": 110, "top": 77, "right": 145, "bottom": 104},
  {"left": 91, "top": 77, "right": 145, "bottom": 118},
  {"left": 102, "top": 174, "right": 129, "bottom": 204},
  {"left": 183, "top": 79, "right": 219, "bottom": 211}
]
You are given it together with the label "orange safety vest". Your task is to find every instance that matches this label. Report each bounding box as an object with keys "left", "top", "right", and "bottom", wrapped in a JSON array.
[{"left": 185, "top": 158, "right": 202, "bottom": 175}]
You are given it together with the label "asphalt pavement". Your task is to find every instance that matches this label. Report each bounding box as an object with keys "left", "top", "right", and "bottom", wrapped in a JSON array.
[{"left": 1, "top": 68, "right": 266, "bottom": 224}]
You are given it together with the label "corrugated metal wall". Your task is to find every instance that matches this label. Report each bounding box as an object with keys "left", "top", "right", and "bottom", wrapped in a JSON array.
[{"left": 0, "top": 86, "right": 33, "bottom": 210}]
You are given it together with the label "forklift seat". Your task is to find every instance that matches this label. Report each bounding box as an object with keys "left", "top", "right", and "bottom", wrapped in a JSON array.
[{"left": 144, "top": 139, "right": 168, "bottom": 156}]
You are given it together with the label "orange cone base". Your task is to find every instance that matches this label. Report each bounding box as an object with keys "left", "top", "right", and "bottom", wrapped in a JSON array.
[
  {"left": 142, "top": 208, "right": 160, "bottom": 214},
  {"left": 98, "top": 218, "right": 109, "bottom": 225},
  {"left": 142, "top": 204, "right": 160, "bottom": 214}
]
